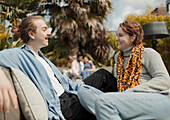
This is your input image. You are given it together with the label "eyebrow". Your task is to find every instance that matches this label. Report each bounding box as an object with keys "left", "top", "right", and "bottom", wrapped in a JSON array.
[
  {"left": 42, "top": 26, "right": 48, "bottom": 30},
  {"left": 116, "top": 32, "right": 122, "bottom": 35}
]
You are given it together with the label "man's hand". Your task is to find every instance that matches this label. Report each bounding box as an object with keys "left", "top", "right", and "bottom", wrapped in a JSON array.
[{"left": 0, "top": 69, "right": 18, "bottom": 113}]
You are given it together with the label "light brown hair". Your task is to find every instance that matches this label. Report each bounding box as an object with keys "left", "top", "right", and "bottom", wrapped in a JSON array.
[
  {"left": 119, "top": 21, "right": 144, "bottom": 45},
  {"left": 12, "top": 15, "right": 44, "bottom": 43}
]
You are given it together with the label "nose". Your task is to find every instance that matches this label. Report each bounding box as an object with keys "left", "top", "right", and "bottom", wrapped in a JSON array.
[
  {"left": 47, "top": 29, "right": 51, "bottom": 36},
  {"left": 48, "top": 32, "right": 51, "bottom": 36},
  {"left": 115, "top": 36, "right": 119, "bottom": 41}
]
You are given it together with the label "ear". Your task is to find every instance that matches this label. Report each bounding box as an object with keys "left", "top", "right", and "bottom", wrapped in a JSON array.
[
  {"left": 28, "top": 31, "right": 35, "bottom": 40},
  {"left": 130, "top": 34, "right": 136, "bottom": 43}
]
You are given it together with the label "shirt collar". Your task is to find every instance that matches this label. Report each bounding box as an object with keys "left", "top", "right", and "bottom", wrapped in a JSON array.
[
  {"left": 20, "top": 44, "right": 44, "bottom": 57},
  {"left": 122, "top": 45, "right": 134, "bottom": 57}
]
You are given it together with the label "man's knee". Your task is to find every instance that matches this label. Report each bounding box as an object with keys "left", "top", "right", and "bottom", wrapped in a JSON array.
[
  {"left": 95, "top": 94, "right": 118, "bottom": 112},
  {"left": 95, "top": 96, "right": 105, "bottom": 111},
  {"left": 78, "top": 85, "right": 91, "bottom": 99},
  {"left": 79, "top": 85, "right": 91, "bottom": 92},
  {"left": 95, "top": 95, "right": 106, "bottom": 110}
]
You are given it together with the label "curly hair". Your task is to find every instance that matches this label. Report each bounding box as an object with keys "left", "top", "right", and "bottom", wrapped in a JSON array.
[
  {"left": 119, "top": 21, "right": 144, "bottom": 45},
  {"left": 12, "top": 15, "right": 44, "bottom": 43}
]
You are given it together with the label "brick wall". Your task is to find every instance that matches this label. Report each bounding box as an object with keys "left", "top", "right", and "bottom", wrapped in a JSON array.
[{"left": 151, "top": 7, "right": 167, "bottom": 16}]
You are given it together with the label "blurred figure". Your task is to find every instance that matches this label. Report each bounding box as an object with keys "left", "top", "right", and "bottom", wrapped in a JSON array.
[
  {"left": 69, "top": 54, "right": 84, "bottom": 80},
  {"left": 82, "top": 55, "right": 96, "bottom": 79}
]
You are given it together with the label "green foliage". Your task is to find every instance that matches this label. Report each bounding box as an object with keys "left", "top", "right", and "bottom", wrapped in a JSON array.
[
  {"left": 0, "top": 0, "right": 39, "bottom": 51},
  {"left": 126, "top": 14, "right": 170, "bottom": 27},
  {"left": 39, "top": 0, "right": 113, "bottom": 64},
  {"left": 0, "top": 0, "right": 39, "bottom": 25},
  {"left": 106, "top": 32, "right": 119, "bottom": 52},
  {"left": 0, "top": 25, "right": 22, "bottom": 50},
  {"left": 105, "top": 32, "right": 120, "bottom": 66}
]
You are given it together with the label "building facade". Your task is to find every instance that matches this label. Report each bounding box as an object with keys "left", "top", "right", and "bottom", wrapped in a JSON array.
[
  {"left": 167, "top": 0, "right": 170, "bottom": 15},
  {"left": 151, "top": 7, "right": 167, "bottom": 16}
]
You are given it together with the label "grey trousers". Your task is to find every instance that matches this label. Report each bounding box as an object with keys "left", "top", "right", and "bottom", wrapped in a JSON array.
[{"left": 78, "top": 85, "right": 170, "bottom": 120}]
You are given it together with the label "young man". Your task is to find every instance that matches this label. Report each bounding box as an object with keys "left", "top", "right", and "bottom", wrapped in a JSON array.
[{"left": 0, "top": 15, "right": 117, "bottom": 120}]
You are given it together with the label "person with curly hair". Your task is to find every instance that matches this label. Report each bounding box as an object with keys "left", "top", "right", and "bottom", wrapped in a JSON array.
[{"left": 78, "top": 21, "right": 170, "bottom": 120}]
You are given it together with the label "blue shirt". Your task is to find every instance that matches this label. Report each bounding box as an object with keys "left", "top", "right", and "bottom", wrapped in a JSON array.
[
  {"left": 84, "top": 62, "right": 92, "bottom": 70},
  {"left": 0, "top": 45, "right": 85, "bottom": 120},
  {"left": 78, "top": 62, "right": 82, "bottom": 75}
]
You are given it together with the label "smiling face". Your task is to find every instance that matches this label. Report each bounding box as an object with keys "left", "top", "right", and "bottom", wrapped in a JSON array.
[
  {"left": 116, "top": 27, "right": 134, "bottom": 50},
  {"left": 77, "top": 56, "right": 83, "bottom": 62},
  {"left": 84, "top": 56, "right": 89, "bottom": 64},
  {"left": 33, "top": 19, "right": 51, "bottom": 48},
  {"left": 28, "top": 19, "right": 51, "bottom": 51}
]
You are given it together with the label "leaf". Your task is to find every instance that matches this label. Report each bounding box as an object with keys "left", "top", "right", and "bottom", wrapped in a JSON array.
[{"left": 0, "top": 33, "right": 11, "bottom": 39}]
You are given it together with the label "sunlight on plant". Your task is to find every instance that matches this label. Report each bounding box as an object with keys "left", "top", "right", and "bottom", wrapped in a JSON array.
[
  {"left": 0, "top": 25, "right": 22, "bottom": 50},
  {"left": 106, "top": 32, "right": 119, "bottom": 52},
  {"left": 0, "top": 32, "right": 11, "bottom": 39}
]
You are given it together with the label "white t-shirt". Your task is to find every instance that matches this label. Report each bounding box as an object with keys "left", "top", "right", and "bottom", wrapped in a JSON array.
[{"left": 32, "top": 51, "right": 64, "bottom": 97}]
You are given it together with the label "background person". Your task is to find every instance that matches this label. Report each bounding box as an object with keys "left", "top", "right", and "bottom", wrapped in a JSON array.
[
  {"left": 69, "top": 54, "right": 84, "bottom": 80},
  {"left": 78, "top": 21, "right": 170, "bottom": 120},
  {"left": 82, "top": 55, "right": 96, "bottom": 79}
]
